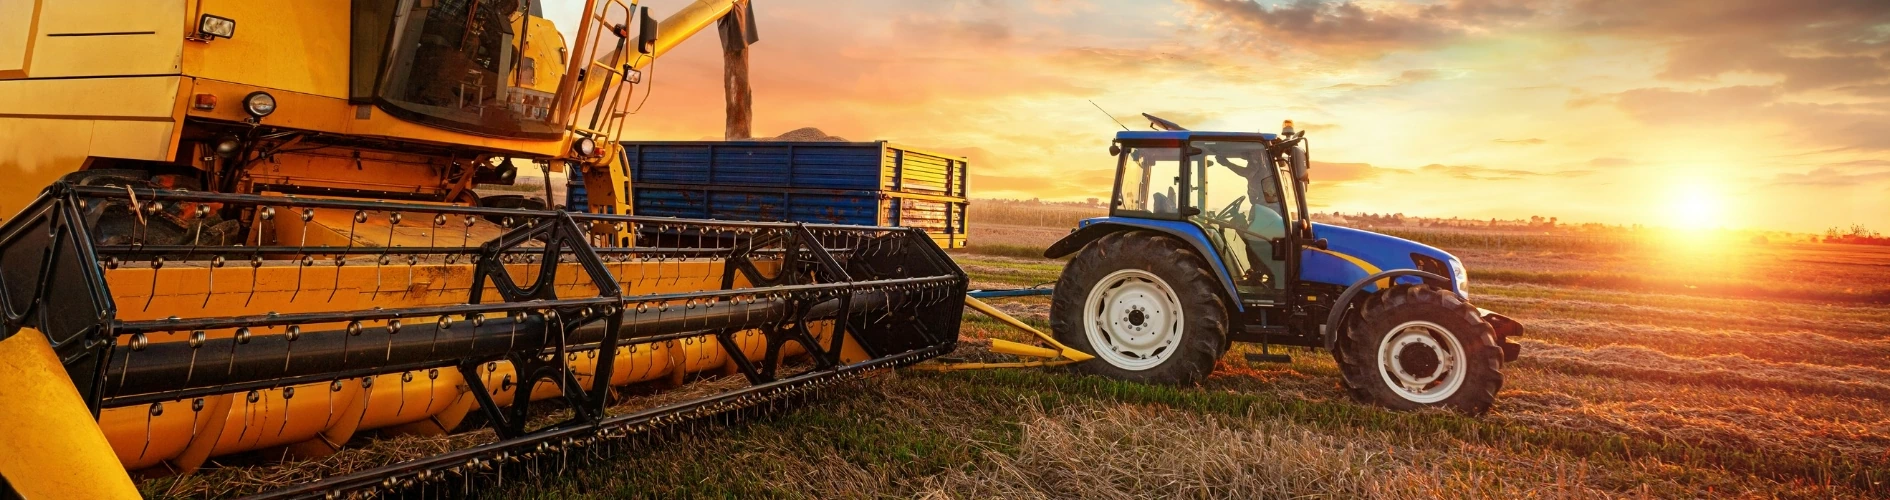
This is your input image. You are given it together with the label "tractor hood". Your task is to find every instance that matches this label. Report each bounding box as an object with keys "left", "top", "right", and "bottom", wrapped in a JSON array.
[{"left": 1301, "top": 222, "right": 1465, "bottom": 295}]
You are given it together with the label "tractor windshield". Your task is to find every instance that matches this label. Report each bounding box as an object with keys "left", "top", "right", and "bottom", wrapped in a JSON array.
[{"left": 365, "top": 0, "right": 570, "bottom": 139}]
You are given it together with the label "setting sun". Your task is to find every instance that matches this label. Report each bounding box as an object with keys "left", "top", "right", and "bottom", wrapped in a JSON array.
[{"left": 1668, "top": 184, "right": 1725, "bottom": 230}]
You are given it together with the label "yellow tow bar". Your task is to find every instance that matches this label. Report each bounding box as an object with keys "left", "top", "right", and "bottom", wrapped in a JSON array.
[{"left": 917, "top": 296, "right": 1093, "bottom": 371}]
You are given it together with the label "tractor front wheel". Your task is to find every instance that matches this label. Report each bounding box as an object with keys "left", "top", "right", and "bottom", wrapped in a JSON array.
[
  {"left": 1052, "top": 231, "right": 1227, "bottom": 385},
  {"left": 1337, "top": 284, "right": 1504, "bottom": 415}
]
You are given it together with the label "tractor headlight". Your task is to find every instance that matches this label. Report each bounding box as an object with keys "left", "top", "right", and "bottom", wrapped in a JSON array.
[
  {"left": 573, "top": 137, "right": 597, "bottom": 157},
  {"left": 1450, "top": 257, "right": 1470, "bottom": 299},
  {"left": 243, "top": 92, "right": 276, "bottom": 118}
]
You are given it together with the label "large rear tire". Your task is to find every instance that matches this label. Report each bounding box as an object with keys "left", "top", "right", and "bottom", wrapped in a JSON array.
[
  {"left": 1337, "top": 284, "right": 1503, "bottom": 415},
  {"left": 1051, "top": 231, "right": 1227, "bottom": 385}
]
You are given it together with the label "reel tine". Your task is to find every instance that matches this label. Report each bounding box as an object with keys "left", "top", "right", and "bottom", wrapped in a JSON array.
[
  {"left": 203, "top": 254, "right": 225, "bottom": 308},
  {"left": 246, "top": 253, "right": 262, "bottom": 307},
  {"left": 277, "top": 385, "right": 295, "bottom": 437},
  {"left": 329, "top": 254, "right": 346, "bottom": 302},
  {"left": 373, "top": 252, "right": 387, "bottom": 299},
  {"left": 143, "top": 256, "right": 164, "bottom": 311},
  {"left": 284, "top": 324, "right": 301, "bottom": 372}
]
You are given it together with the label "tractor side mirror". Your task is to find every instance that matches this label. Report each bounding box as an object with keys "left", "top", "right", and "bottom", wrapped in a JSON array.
[
  {"left": 637, "top": 7, "right": 659, "bottom": 54},
  {"left": 1109, "top": 144, "right": 1121, "bottom": 156}
]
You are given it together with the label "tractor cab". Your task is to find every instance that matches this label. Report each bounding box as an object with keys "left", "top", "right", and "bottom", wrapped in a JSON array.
[{"left": 1107, "top": 130, "right": 1309, "bottom": 303}]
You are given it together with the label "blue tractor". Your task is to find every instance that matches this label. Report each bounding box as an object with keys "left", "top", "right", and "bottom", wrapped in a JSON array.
[{"left": 1046, "top": 119, "right": 1524, "bottom": 414}]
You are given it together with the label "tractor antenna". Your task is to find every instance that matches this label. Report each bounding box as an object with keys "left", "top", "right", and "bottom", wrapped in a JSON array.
[{"left": 1089, "top": 100, "right": 1130, "bottom": 131}]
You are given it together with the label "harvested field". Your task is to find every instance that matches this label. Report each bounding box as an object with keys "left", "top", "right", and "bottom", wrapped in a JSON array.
[{"left": 144, "top": 216, "right": 1890, "bottom": 498}]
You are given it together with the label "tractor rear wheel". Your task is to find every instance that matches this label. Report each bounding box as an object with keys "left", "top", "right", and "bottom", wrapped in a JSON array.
[
  {"left": 1052, "top": 231, "right": 1227, "bottom": 385},
  {"left": 1337, "top": 284, "right": 1503, "bottom": 415}
]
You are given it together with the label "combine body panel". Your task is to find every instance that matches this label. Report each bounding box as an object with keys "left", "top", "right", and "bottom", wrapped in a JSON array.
[{"left": 0, "top": 0, "right": 970, "bottom": 497}]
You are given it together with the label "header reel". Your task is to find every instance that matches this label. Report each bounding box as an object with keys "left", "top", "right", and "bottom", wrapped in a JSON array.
[{"left": 0, "top": 183, "right": 965, "bottom": 498}]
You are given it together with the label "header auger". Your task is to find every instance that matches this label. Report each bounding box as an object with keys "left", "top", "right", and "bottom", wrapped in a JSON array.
[{"left": 0, "top": 183, "right": 964, "bottom": 498}]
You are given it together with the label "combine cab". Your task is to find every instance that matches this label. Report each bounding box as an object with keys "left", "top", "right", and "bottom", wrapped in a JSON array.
[{"left": 0, "top": 1, "right": 964, "bottom": 498}]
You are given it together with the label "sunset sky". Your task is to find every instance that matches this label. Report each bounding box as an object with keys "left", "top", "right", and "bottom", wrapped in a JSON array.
[{"left": 568, "top": 0, "right": 1890, "bottom": 232}]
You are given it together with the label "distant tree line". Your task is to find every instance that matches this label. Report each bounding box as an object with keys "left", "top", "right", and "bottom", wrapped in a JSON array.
[{"left": 1823, "top": 224, "right": 1889, "bottom": 246}]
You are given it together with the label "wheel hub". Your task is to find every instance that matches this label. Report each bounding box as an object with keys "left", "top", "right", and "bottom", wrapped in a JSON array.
[
  {"left": 1395, "top": 342, "right": 1441, "bottom": 379},
  {"left": 1376, "top": 321, "right": 1467, "bottom": 404},
  {"left": 1085, "top": 269, "right": 1184, "bottom": 370}
]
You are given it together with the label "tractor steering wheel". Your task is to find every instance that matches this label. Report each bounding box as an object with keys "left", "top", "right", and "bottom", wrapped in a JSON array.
[{"left": 1217, "top": 196, "right": 1247, "bottom": 222}]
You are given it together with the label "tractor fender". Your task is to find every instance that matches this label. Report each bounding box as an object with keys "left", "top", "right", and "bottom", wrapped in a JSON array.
[
  {"left": 1321, "top": 269, "right": 1452, "bottom": 351},
  {"left": 1045, "top": 219, "right": 1245, "bottom": 311}
]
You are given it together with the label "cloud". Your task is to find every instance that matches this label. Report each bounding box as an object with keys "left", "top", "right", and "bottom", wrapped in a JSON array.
[
  {"left": 1310, "top": 161, "right": 1382, "bottom": 183},
  {"left": 1587, "top": 157, "right": 1635, "bottom": 168},
  {"left": 1310, "top": 161, "right": 1588, "bottom": 184},
  {"left": 1181, "top": 0, "right": 1461, "bottom": 55},
  {"left": 1773, "top": 165, "right": 1890, "bottom": 187},
  {"left": 1393, "top": 69, "right": 1443, "bottom": 84},
  {"left": 1562, "top": 0, "right": 1890, "bottom": 90},
  {"left": 1599, "top": 85, "right": 1890, "bottom": 150},
  {"left": 1184, "top": 0, "right": 1890, "bottom": 89},
  {"left": 1494, "top": 138, "right": 1546, "bottom": 145},
  {"left": 1322, "top": 68, "right": 1446, "bottom": 92},
  {"left": 1598, "top": 86, "right": 1783, "bottom": 125},
  {"left": 1418, "top": 163, "right": 1544, "bottom": 181}
]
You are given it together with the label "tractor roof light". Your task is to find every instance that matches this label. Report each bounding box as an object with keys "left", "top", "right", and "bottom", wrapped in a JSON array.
[
  {"left": 243, "top": 92, "right": 276, "bottom": 119},
  {"left": 199, "top": 14, "right": 236, "bottom": 39}
]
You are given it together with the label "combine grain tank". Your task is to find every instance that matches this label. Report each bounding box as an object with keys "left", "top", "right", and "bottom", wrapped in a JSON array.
[{"left": 602, "top": 141, "right": 970, "bottom": 248}]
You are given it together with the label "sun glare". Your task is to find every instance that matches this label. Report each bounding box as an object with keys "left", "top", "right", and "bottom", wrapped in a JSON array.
[{"left": 1667, "top": 184, "right": 1723, "bottom": 230}]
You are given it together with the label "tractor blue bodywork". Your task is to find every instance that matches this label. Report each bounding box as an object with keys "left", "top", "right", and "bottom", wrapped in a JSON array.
[{"left": 1046, "top": 217, "right": 1464, "bottom": 311}]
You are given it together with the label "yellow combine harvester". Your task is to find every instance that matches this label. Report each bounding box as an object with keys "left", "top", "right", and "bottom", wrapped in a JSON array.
[{"left": 0, "top": 1, "right": 965, "bottom": 498}]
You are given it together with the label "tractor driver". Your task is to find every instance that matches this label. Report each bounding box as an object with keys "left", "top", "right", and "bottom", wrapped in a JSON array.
[
  {"left": 1214, "top": 147, "right": 1290, "bottom": 289},
  {"left": 1215, "top": 149, "right": 1287, "bottom": 241}
]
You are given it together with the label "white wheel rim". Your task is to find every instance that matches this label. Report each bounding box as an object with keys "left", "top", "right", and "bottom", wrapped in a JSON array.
[
  {"left": 1376, "top": 320, "right": 1467, "bottom": 404},
  {"left": 1083, "top": 269, "right": 1184, "bottom": 371}
]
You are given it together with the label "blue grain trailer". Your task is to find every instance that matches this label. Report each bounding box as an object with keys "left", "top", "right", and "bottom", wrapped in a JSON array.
[{"left": 578, "top": 141, "right": 968, "bottom": 248}]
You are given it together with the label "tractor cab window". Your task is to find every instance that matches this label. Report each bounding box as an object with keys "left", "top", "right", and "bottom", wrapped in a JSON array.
[
  {"left": 1114, "top": 145, "right": 1185, "bottom": 219},
  {"left": 1193, "top": 141, "right": 1289, "bottom": 291},
  {"left": 369, "top": 0, "right": 568, "bottom": 139}
]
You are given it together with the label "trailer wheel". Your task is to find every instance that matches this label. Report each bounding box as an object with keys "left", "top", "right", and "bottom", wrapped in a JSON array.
[
  {"left": 1338, "top": 284, "right": 1503, "bottom": 415},
  {"left": 1052, "top": 231, "right": 1227, "bottom": 385}
]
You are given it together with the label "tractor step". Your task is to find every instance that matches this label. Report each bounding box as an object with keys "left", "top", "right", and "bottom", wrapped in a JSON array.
[{"left": 1245, "top": 353, "right": 1293, "bottom": 364}]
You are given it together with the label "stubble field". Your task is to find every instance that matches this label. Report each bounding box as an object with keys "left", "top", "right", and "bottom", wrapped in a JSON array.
[
  {"left": 146, "top": 203, "right": 1890, "bottom": 498},
  {"left": 495, "top": 204, "right": 1887, "bottom": 498}
]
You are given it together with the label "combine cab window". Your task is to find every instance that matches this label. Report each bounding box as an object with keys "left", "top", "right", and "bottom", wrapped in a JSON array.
[
  {"left": 371, "top": 0, "right": 566, "bottom": 139},
  {"left": 1114, "top": 145, "right": 1184, "bottom": 219}
]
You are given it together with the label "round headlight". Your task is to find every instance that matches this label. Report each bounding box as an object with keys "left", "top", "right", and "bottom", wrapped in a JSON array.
[
  {"left": 573, "top": 137, "right": 597, "bottom": 157},
  {"left": 243, "top": 92, "right": 276, "bottom": 118},
  {"left": 1449, "top": 257, "right": 1470, "bottom": 299}
]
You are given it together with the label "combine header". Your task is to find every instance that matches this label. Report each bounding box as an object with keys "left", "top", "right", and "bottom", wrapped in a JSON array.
[
  {"left": 0, "top": 0, "right": 965, "bottom": 497},
  {"left": 1, "top": 185, "right": 962, "bottom": 498}
]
